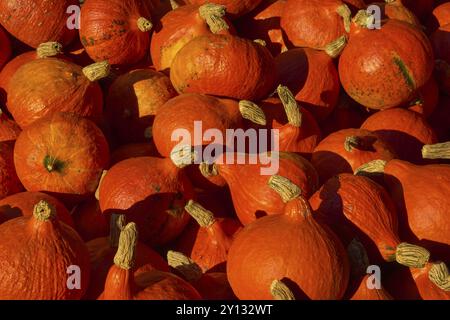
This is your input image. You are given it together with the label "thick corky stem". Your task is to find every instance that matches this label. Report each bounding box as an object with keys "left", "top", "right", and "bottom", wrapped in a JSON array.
[
  {"left": 199, "top": 162, "right": 218, "bottom": 177},
  {"left": 268, "top": 175, "right": 302, "bottom": 203},
  {"left": 170, "top": 0, "right": 180, "bottom": 9},
  {"left": 82, "top": 61, "right": 110, "bottom": 82},
  {"left": 167, "top": 251, "right": 203, "bottom": 283},
  {"left": 325, "top": 35, "right": 347, "bottom": 58},
  {"left": 344, "top": 136, "right": 366, "bottom": 152},
  {"left": 428, "top": 262, "right": 450, "bottom": 291},
  {"left": 184, "top": 200, "right": 216, "bottom": 228},
  {"left": 33, "top": 200, "right": 57, "bottom": 221},
  {"left": 354, "top": 160, "right": 387, "bottom": 177},
  {"left": 277, "top": 85, "right": 302, "bottom": 127},
  {"left": 422, "top": 142, "right": 450, "bottom": 159},
  {"left": 36, "top": 42, "right": 63, "bottom": 58},
  {"left": 270, "top": 280, "right": 295, "bottom": 300},
  {"left": 199, "top": 3, "right": 229, "bottom": 34},
  {"left": 395, "top": 243, "right": 430, "bottom": 268},
  {"left": 353, "top": 9, "right": 375, "bottom": 28},
  {"left": 239, "top": 100, "right": 267, "bottom": 125},
  {"left": 137, "top": 17, "right": 153, "bottom": 32},
  {"left": 170, "top": 144, "right": 197, "bottom": 168},
  {"left": 253, "top": 39, "right": 267, "bottom": 46},
  {"left": 109, "top": 214, "right": 126, "bottom": 247},
  {"left": 113, "top": 222, "right": 138, "bottom": 270},
  {"left": 336, "top": 4, "right": 352, "bottom": 33}
]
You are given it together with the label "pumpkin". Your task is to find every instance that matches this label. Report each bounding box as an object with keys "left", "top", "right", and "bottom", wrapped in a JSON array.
[
  {"left": 311, "top": 128, "right": 396, "bottom": 183},
  {"left": 235, "top": 0, "right": 287, "bottom": 56},
  {"left": 0, "top": 191, "right": 73, "bottom": 227},
  {"left": 428, "top": 2, "right": 450, "bottom": 32},
  {"left": 98, "top": 152, "right": 194, "bottom": 246},
  {"left": 0, "top": 142, "right": 23, "bottom": 200},
  {"left": 0, "top": 0, "right": 78, "bottom": 48},
  {"left": 79, "top": 0, "right": 153, "bottom": 66},
  {"left": 106, "top": 68, "right": 178, "bottom": 144},
  {"left": 0, "top": 26, "right": 11, "bottom": 71},
  {"left": 375, "top": 0, "right": 420, "bottom": 26},
  {"left": 360, "top": 108, "right": 438, "bottom": 164},
  {"left": 431, "top": 23, "right": 450, "bottom": 65},
  {"left": 0, "top": 109, "right": 21, "bottom": 142},
  {"left": 71, "top": 198, "right": 109, "bottom": 241},
  {"left": 0, "top": 200, "right": 90, "bottom": 299},
  {"left": 227, "top": 177, "right": 350, "bottom": 300},
  {"left": 110, "top": 142, "right": 161, "bottom": 166},
  {"left": 276, "top": 48, "right": 340, "bottom": 121},
  {"left": 280, "top": 0, "right": 352, "bottom": 54},
  {"left": 407, "top": 77, "right": 439, "bottom": 118},
  {"left": 175, "top": 200, "right": 242, "bottom": 272},
  {"left": 200, "top": 152, "right": 319, "bottom": 225},
  {"left": 7, "top": 58, "right": 110, "bottom": 128},
  {"left": 184, "top": 0, "right": 263, "bottom": 18},
  {"left": 85, "top": 215, "right": 169, "bottom": 300},
  {"left": 98, "top": 222, "right": 202, "bottom": 300},
  {"left": 434, "top": 60, "right": 450, "bottom": 96},
  {"left": 167, "top": 251, "right": 237, "bottom": 300},
  {"left": 170, "top": 34, "right": 277, "bottom": 101},
  {"left": 150, "top": 3, "right": 233, "bottom": 72},
  {"left": 13, "top": 112, "right": 110, "bottom": 204},
  {"left": 339, "top": 11, "right": 434, "bottom": 110}
]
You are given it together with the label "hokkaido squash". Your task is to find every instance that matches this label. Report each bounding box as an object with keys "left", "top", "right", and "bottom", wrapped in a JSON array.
[
  {"left": 276, "top": 48, "right": 340, "bottom": 121},
  {"left": 0, "top": 0, "right": 78, "bottom": 48},
  {"left": 170, "top": 34, "right": 277, "bottom": 101},
  {"left": 7, "top": 58, "right": 110, "bottom": 128},
  {"left": 168, "top": 251, "right": 236, "bottom": 300},
  {"left": 0, "top": 200, "right": 90, "bottom": 299},
  {"left": 175, "top": 201, "right": 242, "bottom": 272},
  {"left": 0, "top": 27, "right": 11, "bottom": 71},
  {"left": 311, "top": 128, "right": 396, "bottom": 183},
  {"left": 98, "top": 222, "right": 201, "bottom": 300},
  {"left": 227, "top": 178, "right": 349, "bottom": 300},
  {"left": 360, "top": 108, "right": 438, "bottom": 164},
  {"left": 339, "top": 11, "right": 434, "bottom": 110},
  {"left": 428, "top": 2, "right": 450, "bottom": 31},
  {"left": 150, "top": 3, "right": 233, "bottom": 72},
  {"left": 184, "top": 0, "right": 263, "bottom": 18},
  {"left": 0, "top": 109, "right": 21, "bottom": 142},
  {"left": 0, "top": 142, "right": 23, "bottom": 200},
  {"left": 13, "top": 112, "right": 110, "bottom": 203},
  {"left": 374, "top": 0, "right": 420, "bottom": 26},
  {"left": 200, "top": 152, "right": 319, "bottom": 225},
  {"left": 79, "top": 0, "right": 153, "bottom": 65},
  {"left": 71, "top": 198, "right": 109, "bottom": 241}
]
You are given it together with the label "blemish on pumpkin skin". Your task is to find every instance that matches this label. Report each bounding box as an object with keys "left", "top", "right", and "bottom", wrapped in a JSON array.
[{"left": 392, "top": 55, "right": 416, "bottom": 91}]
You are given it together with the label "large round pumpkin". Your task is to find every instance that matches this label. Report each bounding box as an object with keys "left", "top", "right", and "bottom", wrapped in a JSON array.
[{"left": 0, "top": 142, "right": 23, "bottom": 200}]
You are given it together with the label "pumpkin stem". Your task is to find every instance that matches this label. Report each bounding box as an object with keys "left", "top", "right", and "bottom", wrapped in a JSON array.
[
  {"left": 277, "top": 85, "right": 302, "bottom": 127},
  {"left": 268, "top": 175, "right": 302, "bottom": 203},
  {"left": 95, "top": 170, "right": 108, "bottom": 201},
  {"left": 82, "top": 61, "right": 110, "bottom": 82},
  {"left": 270, "top": 280, "right": 295, "bottom": 300},
  {"left": 199, "top": 162, "right": 218, "bottom": 177},
  {"left": 199, "top": 3, "right": 229, "bottom": 34},
  {"left": 354, "top": 159, "right": 387, "bottom": 177},
  {"left": 170, "top": 0, "right": 180, "bottom": 10},
  {"left": 43, "top": 155, "right": 66, "bottom": 173},
  {"left": 137, "top": 17, "right": 153, "bottom": 32},
  {"left": 347, "top": 239, "right": 370, "bottom": 279},
  {"left": 239, "top": 100, "right": 267, "bottom": 126},
  {"left": 109, "top": 214, "right": 126, "bottom": 247},
  {"left": 422, "top": 142, "right": 450, "bottom": 159},
  {"left": 325, "top": 35, "right": 347, "bottom": 58},
  {"left": 170, "top": 144, "right": 198, "bottom": 168},
  {"left": 344, "top": 135, "right": 374, "bottom": 152},
  {"left": 353, "top": 9, "right": 375, "bottom": 29},
  {"left": 184, "top": 200, "right": 216, "bottom": 228},
  {"left": 36, "top": 42, "right": 63, "bottom": 58},
  {"left": 113, "top": 222, "right": 138, "bottom": 270},
  {"left": 395, "top": 243, "right": 430, "bottom": 268},
  {"left": 336, "top": 4, "right": 352, "bottom": 33},
  {"left": 428, "top": 262, "right": 450, "bottom": 291},
  {"left": 167, "top": 250, "right": 203, "bottom": 283},
  {"left": 33, "top": 200, "right": 57, "bottom": 221},
  {"left": 253, "top": 39, "right": 267, "bottom": 46}
]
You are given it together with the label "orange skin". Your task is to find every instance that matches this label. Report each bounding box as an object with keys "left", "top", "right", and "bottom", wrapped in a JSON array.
[
  {"left": 98, "top": 157, "right": 194, "bottom": 246},
  {"left": 80, "top": 0, "right": 153, "bottom": 66},
  {"left": 216, "top": 152, "right": 319, "bottom": 225},
  {"left": 71, "top": 198, "right": 109, "bottom": 241},
  {"left": 407, "top": 77, "right": 439, "bottom": 118},
  {"left": 176, "top": 217, "right": 242, "bottom": 272},
  {"left": 361, "top": 108, "right": 437, "bottom": 164},
  {"left": 431, "top": 23, "right": 450, "bottom": 64},
  {"left": 311, "top": 128, "right": 396, "bottom": 183},
  {"left": 227, "top": 196, "right": 349, "bottom": 300},
  {"left": 7, "top": 58, "right": 103, "bottom": 128},
  {"left": 0, "top": 141, "right": 23, "bottom": 200},
  {"left": 235, "top": 0, "right": 287, "bottom": 56},
  {"left": 110, "top": 142, "right": 161, "bottom": 166},
  {"left": 350, "top": 275, "right": 393, "bottom": 300},
  {"left": 276, "top": 48, "right": 340, "bottom": 121},
  {"left": 0, "top": 211, "right": 90, "bottom": 299},
  {"left": 106, "top": 68, "right": 177, "bottom": 144},
  {"left": 310, "top": 174, "right": 401, "bottom": 265},
  {"left": 0, "top": 26, "right": 11, "bottom": 71},
  {"left": 170, "top": 34, "right": 277, "bottom": 101},
  {"left": 428, "top": 2, "right": 450, "bottom": 31},
  {"left": 0, "top": 191, "right": 74, "bottom": 227},
  {"left": 185, "top": 0, "right": 263, "bottom": 18},
  {"left": 281, "top": 0, "right": 349, "bottom": 50},
  {"left": 13, "top": 113, "right": 110, "bottom": 202},
  {"left": 339, "top": 19, "right": 434, "bottom": 110},
  {"left": 0, "top": 0, "right": 78, "bottom": 49},
  {"left": 0, "top": 111, "right": 20, "bottom": 142},
  {"left": 150, "top": 4, "right": 234, "bottom": 72}
]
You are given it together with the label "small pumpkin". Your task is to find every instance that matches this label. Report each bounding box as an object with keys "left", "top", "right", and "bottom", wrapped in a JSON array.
[
  {"left": 71, "top": 198, "right": 109, "bottom": 241},
  {"left": 184, "top": 0, "right": 263, "bottom": 18},
  {"left": 0, "top": 26, "right": 11, "bottom": 71},
  {"left": 170, "top": 34, "right": 277, "bottom": 101},
  {"left": 428, "top": 2, "right": 450, "bottom": 32},
  {"left": 79, "top": 0, "right": 153, "bottom": 65},
  {"left": 0, "top": 200, "right": 90, "bottom": 299},
  {"left": 0, "top": 141, "right": 23, "bottom": 200},
  {"left": 375, "top": 0, "right": 420, "bottom": 26},
  {"left": 0, "top": 108, "right": 21, "bottom": 142}
]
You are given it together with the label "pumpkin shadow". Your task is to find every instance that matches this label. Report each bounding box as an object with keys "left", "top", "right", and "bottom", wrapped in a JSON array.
[
  {"left": 0, "top": 204, "right": 22, "bottom": 224},
  {"left": 311, "top": 151, "right": 353, "bottom": 184},
  {"left": 279, "top": 277, "right": 309, "bottom": 300}
]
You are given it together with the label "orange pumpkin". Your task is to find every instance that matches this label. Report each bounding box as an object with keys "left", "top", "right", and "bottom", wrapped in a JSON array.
[
  {"left": 374, "top": 0, "right": 420, "bottom": 26},
  {"left": 0, "top": 141, "right": 23, "bottom": 200}
]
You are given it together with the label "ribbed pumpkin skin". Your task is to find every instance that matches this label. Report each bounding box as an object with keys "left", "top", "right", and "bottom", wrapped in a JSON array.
[
  {"left": 350, "top": 275, "right": 393, "bottom": 300},
  {"left": 185, "top": 0, "right": 263, "bottom": 18},
  {"left": 0, "top": 27, "right": 11, "bottom": 71},
  {"left": 0, "top": 142, "right": 23, "bottom": 200},
  {"left": 98, "top": 157, "right": 194, "bottom": 246},
  {"left": 13, "top": 113, "right": 110, "bottom": 200},
  {"left": 227, "top": 197, "right": 349, "bottom": 300},
  {"left": 0, "top": 192, "right": 73, "bottom": 227},
  {"left": 71, "top": 199, "right": 109, "bottom": 241},
  {"left": 0, "top": 0, "right": 78, "bottom": 49},
  {"left": 276, "top": 48, "right": 340, "bottom": 121},
  {"left": 361, "top": 108, "right": 437, "bottom": 164},
  {"left": 79, "top": 0, "right": 153, "bottom": 65},
  {"left": 7, "top": 58, "right": 103, "bottom": 128},
  {"left": 170, "top": 34, "right": 277, "bottom": 101},
  {"left": 339, "top": 19, "right": 434, "bottom": 110},
  {"left": 0, "top": 213, "right": 90, "bottom": 299},
  {"left": 0, "top": 112, "right": 21, "bottom": 142}
]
